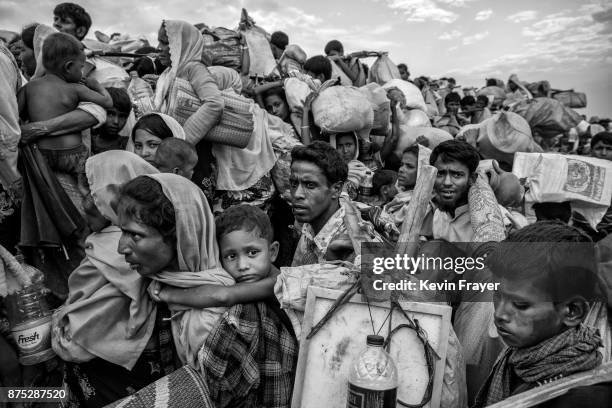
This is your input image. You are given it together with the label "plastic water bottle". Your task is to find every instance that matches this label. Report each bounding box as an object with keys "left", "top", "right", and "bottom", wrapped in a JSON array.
[
  {"left": 5, "top": 254, "right": 56, "bottom": 365},
  {"left": 347, "top": 335, "right": 398, "bottom": 408},
  {"left": 127, "top": 71, "right": 155, "bottom": 119},
  {"left": 359, "top": 170, "right": 374, "bottom": 197}
]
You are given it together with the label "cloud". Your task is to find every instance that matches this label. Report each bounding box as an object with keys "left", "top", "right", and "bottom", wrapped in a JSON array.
[
  {"left": 462, "top": 31, "right": 489, "bottom": 45},
  {"left": 449, "top": 5, "right": 612, "bottom": 78},
  {"left": 370, "top": 25, "right": 393, "bottom": 35},
  {"left": 437, "top": 0, "right": 478, "bottom": 7},
  {"left": 383, "top": 0, "right": 458, "bottom": 23},
  {"left": 506, "top": 10, "right": 537, "bottom": 23},
  {"left": 439, "top": 29, "right": 461, "bottom": 40},
  {"left": 475, "top": 9, "right": 493, "bottom": 21}
]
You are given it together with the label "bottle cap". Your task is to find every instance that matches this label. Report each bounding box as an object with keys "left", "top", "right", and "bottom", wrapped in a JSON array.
[{"left": 366, "top": 334, "right": 384, "bottom": 346}]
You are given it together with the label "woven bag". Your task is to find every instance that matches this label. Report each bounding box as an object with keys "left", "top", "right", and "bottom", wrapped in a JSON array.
[{"left": 167, "top": 78, "right": 254, "bottom": 148}]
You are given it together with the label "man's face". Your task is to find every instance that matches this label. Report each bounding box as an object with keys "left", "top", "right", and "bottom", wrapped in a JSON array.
[
  {"left": 494, "top": 276, "right": 565, "bottom": 348},
  {"left": 592, "top": 141, "right": 612, "bottom": 161},
  {"left": 398, "top": 66, "right": 409, "bottom": 81},
  {"left": 289, "top": 160, "right": 340, "bottom": 226},
  {"left": 270, "top": 43, "right": 283, "bottom": 60},
  {"left": 433, "top": 158, "right": 472, "bottom": 212},
  {"left": 53, "top": 14, "right": 83, "bottom": 40},
  {"left": 102, "top": 108, "right": 129, "bottom": 137},
  {"left": 336, "top": 134, "right": 356, "bottom": 163}
]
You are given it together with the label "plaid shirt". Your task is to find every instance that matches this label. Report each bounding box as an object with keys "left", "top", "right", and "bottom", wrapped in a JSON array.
[
  {"left": 197, "top": 300, "right": 298, "bottom": 408},
  {"left": 291, "top": 207, "right": 347, "bottom": 266}
]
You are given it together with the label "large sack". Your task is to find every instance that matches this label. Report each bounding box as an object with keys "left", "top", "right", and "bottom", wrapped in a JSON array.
[
  {"left": 239, "top": 9, "right": 278, "bottom": 76},
  {"left": 382, "top": 79, "right": 427, "bottom": 112},
  {"left": 284, "top": 77, "right": 313, "bottom": 111},
  {"left": 88, "top": 57, "right": 130, "bottom": 88},
  {"left": 511, "top": 97, "right": 583, "bottom": 137},
  {"left": 368, "top": 54, "right": 401, "bottom": 85},
  {"left": 465, "top": 111, "right": 542, "bottom": 167},
  {"left": 513, "top": 152, "right": 612, "bottom": 228},
  {"left": 201, "top": 27, "right": 242, "bottom": 70},
  {"left": 359, "top": 83, "right": 391, "bottom": 135},
  {"left": 476, "top": 86, "right": 506, "bottom": 109},
  {"left": 526, "top": 80, "right": 551, "bottom": 98},
  {"left": 398, "top": 109, "right": 431, "bottom": 127},
  {"left": 394, "top": 125, "right": 453, "bottom": 156},
  {"left": 552, "top": 90, "right": 587, "bottom": 109},
  {"left": 311, "top": 85, "right": 374, "bottom": 134}
]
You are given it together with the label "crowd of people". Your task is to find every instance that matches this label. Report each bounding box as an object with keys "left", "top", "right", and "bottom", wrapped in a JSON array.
[{"left": 1, "top": 2, "right": 611, "bottom": 408}]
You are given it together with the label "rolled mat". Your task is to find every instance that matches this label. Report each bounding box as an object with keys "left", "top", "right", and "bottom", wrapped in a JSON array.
[{"left": 106, "top": 366, "right": 213, "bottom": 408}]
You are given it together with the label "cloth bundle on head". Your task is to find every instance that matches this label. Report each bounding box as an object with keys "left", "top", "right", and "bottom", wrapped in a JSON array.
[
  {"left": 125, "top": 112, "right": 186, "bottom": 153},
  {"left": 154, "top": 20, "right": 205, "bottom": 112},
  {"left": 212, "top": 105, "right": 278, "bottom": 191},
  {"left": 52, "top": 152, "right": 160, "bottom": 370},
  {"left": 145, "top": 173, "right": 234, "bottom": 368}
]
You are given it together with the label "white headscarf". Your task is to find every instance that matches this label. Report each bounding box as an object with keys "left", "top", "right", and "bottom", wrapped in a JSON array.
[
  {"left": 145, "top": 173, "right": 233, "bottom": 367},
  {"left": 85, "top": 151, "right": 159, "bottom": 225},
  {"left": 153, "top": 20, "right": 205, "bottom": 111},
  {"left": 125, "top": 112, "right": 186, "bottom": 153}
]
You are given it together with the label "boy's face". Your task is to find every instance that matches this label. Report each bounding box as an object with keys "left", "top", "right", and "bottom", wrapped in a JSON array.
[
  {"left": 398, "top": 152, "right": 418, "bottom": 189},
  {"left": 103, "top": 108, "right": 129, "bottom": 137},
  {"left": 381, "top": 183, "right": 398, "bottom": 202},
  {"left": 446, "top": 101, "right": 460, "bottom": 115},
  {"left": 53, "top": 14, "right": 78, "bottom": 38},
  {"left": 219, "top": 228, "right": 278, "bottom": 283},
  {"left": 494, "top": 276, "right": 567, "bottom": 348},
  {"left": 592, "top": 141, "right": 612, "bottom": 161}
]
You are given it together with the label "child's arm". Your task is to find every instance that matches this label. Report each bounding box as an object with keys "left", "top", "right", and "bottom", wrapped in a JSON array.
[
  {"left": 155, "top": 268, "right": 280, "bottom": 309},
  {"left": 74, "top": 78, "right": 113, "bottom": 108}
]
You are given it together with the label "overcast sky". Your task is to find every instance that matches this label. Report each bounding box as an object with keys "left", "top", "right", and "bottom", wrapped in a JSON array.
[{"left": 1, "top": 0, "right": 611, "bottom": 118}]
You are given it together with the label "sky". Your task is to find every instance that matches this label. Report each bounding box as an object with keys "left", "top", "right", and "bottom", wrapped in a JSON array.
[{"left": 1, "top": 0, "right": 611, "bottom": 118}]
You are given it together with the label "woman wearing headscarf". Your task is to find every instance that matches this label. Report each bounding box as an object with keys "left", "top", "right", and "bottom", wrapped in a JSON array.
[
  {"left": 106, "top": 173, "right": 298, "bottom": 408},
  {"left": 154, "top": 20, "right": 223, "bottom": 201},
  {"left": 51, "top": 151, "right": 171, "bottom": 408},
  {"left": 126, "top": 112, "right": 185, "bottom": 165},
  {"left": 115, "top": 174, "right": 234, "bottom": 369}
]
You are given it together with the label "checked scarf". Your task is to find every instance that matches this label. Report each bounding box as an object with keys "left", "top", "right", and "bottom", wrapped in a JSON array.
[
  {"left": 197, "top": 300, "right": 298, "bottom": 408},
  {"left": 473, "top": 326, "right": 602, "bottom": 407}
]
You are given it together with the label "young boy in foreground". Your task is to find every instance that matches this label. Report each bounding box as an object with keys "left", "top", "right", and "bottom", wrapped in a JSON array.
[
  {"left": 473, "top": 221, "right": 609, "bottom": 407},
  {"left": 151, "top": 204, "right": 279, "bottom": 307}
]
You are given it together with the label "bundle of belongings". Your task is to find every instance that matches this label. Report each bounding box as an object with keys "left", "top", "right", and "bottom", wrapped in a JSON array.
[{"left": 513, "top": 152, "right": 612, "bottom": 229}]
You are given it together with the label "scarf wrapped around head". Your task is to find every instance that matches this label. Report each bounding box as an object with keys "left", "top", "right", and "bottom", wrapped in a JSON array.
[
  {"left": 52, "top": 152, "right": 160, "bottom": 370},
  {"left": 125, "top": 112, "right": 186, "bottom": 153},
  {"left": 154, "top": 20, "right": 205, "bottom": 111},
  {"left": 145, "top": 173, "right": 234, "bottom": 367},
  {"left": 473, "top": 325, "right": 603, "bottom": 407}
]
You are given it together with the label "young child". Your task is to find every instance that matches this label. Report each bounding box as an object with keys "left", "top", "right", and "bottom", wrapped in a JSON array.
[
  {"left": 153, "top": 138, "right": 198, "bottom": 180},
  {"left": 473, "top": 221, "right": 608, "bottom": 407},
  {"left": 18, "top": 32, "right": 112, "bottom": 179},
  {"left": 216, "top": 204, "right": 280, "bottom": 284},
  {"left": 91, "top": 87, "right": 131, "bottom": 154},
  {"left": 152, "top": 204, "right": 280, "bottom": 307},
  {"left": 372, "top": 169, "right": 398, "bottom": 206}
]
